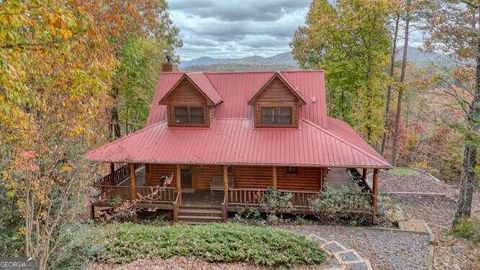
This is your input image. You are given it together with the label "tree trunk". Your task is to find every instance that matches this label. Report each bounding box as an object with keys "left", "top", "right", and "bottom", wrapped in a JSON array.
[
  {"left": 391, "top": 0, "right": 411, "bottom": 166},
  {"left": 454, "top": 5, "right": 480, "bottom": 223},
  {"left": 381, "top": 12, "right": 400, "bottom": 155},
  {"left": 110, "top": 106, "right": 121, "bottom": 139}
]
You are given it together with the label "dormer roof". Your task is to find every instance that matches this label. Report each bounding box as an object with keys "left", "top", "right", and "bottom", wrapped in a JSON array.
[
  {"left": 247, "top": 72, "right": 307, "bottom": 105},
  {"left": 158, "top": 73, "right": 223, "bottom": 106}
]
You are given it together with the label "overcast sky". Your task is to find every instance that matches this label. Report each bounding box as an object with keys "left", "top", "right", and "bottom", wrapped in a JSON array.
[
  {"left": 168, "top": 0, "right": 424, "bottom": 61},
  {"left": 168, "top": 0, "right": 311, "bottom": 61}
]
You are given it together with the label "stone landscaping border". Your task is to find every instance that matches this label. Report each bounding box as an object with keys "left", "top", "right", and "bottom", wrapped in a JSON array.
[
  {"left": 306, "top": 233, "right": 373, "bottom": 270},
  {"left": 381, "top": 191, "right": 447, "bottom": 196}
]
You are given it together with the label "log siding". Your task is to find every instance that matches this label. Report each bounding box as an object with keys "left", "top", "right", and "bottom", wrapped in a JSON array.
[{"left": 146, "top": 164, "right": 322, "bottom": 191}]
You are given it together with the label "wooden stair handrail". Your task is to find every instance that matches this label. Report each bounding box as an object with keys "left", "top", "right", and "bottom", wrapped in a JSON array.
[
  {"left": 221, "top": 190, "right": 228, "bottom": 221},
  {"left": 172, "top": 191, "right": 182, "bottom": 222}
]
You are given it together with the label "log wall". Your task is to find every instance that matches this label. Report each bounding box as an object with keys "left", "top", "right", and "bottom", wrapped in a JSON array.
[{"left": 146, "top": 164, "right": 323, "bottom": 191}]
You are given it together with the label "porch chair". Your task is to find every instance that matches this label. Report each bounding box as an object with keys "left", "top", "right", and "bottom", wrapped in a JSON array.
[{"left": 210, "top": 175, "right": 234, "bottom": 194}]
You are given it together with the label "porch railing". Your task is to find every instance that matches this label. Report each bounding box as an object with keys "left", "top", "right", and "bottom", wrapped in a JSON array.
[
  {"left": 97, "top": 185, "right": 131, "bottom": 202},
  {"left": 97, "top": 185, "right": 177, "bottom": 204},
  {"left": 136, "top": 186, "right": 177, "bottom": 203},
  {"left": 228, "top": 188, "right": 319, "bottom": 208},
  {"left": 95, "top": 163, "right": 143, "bottom": 187},
  {"left": 348, "top": 168, "right": 372, "bottom": 193}
]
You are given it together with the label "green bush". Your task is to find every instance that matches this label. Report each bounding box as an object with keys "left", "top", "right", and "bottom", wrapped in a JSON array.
[
  {"left": 309, "top": 185, "right": 371, "bottom": 224},
  {"left": 261, "top": 187, "right": 294, "bottom": 219},
  {"left": 58, "top": 223, "right": 326, "bottom": 268},
  {"left": 451, "top": 218, "right": 480, "bottom": 244}
]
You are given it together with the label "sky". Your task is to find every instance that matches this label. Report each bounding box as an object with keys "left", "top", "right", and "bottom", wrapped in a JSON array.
[
  {"left": 167, "top": 0, "right": 311, "bottom": 61},
  {"left": 167, "top": 0, "right": 424, "bottom": 61}
]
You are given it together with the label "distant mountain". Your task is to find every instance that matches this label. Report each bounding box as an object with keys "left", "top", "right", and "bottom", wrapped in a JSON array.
[
  {"left": 395, "top": 46, "right": 453, "bottom": 67},
  {"left": 180, "top": 52, "right": 298, "bottom": 71},
  {"left": 179, "top": 47, "right": 451, "bottom": 72}
]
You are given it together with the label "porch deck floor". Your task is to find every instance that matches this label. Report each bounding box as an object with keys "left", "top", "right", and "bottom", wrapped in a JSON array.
[{"left": 182, "top": 190, "right": 223, "bottom": 207}]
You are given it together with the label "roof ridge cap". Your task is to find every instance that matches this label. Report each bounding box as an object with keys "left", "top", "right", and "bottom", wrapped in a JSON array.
[
  {"left": 85, "top": 121, "right": 166, "bottom": 158},
  {"left": 301, "top": 119, "right": 390, "bottom": 166}
]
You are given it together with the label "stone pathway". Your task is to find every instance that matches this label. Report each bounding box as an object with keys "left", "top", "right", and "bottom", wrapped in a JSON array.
[{"left": 305, "top": 233, "right": 373, "bottom": 270}]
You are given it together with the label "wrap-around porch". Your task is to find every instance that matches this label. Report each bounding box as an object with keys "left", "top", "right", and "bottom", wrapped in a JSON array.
[{"left": 92, "top": 163, "right": 380, "bottom": 223}]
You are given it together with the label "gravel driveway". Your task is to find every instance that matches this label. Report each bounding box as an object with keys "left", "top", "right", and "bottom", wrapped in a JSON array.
[
  {"left": 285, "top": 225, "right": 430, "bottom": 270},
  {"left": 381, "top": 169, "right": 480, "bottom": 270}
]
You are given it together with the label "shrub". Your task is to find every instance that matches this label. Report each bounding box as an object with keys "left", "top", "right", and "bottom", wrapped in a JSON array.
[
  {"left": 58, "top": 223, "right": 326, "bottom": 268},
  {"left": 451, "top": 218, "right": 480, "bottom": 244},
  {"left": 309, "top": 185, "right": 371, "bottom": 224},
  {"left": 233, "top": 207, "right": 262, "bottom": 223},
  {"left": 261, "top": 187, "right": 293, "bottom": 221}
]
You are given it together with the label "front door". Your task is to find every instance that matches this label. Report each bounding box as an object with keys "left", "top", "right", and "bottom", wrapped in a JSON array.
[{"left": 181, "top": 169, "right": 192, "bottom": 188}]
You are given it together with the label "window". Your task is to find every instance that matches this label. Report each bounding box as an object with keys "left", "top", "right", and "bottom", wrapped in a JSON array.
[
  {"left": 287, "top": 166, "right": 298, "bottom": 174},
  {"left": 174, "top": 106, "right": 204, "bottom": 125},
  {"left": 260, "top": 106, "right": 292, "bottom": 125}
]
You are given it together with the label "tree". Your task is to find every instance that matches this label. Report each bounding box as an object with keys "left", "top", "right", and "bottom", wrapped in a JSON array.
[
  {"left": 0, "top": 1, "right": 180, "bottom": 268},
  {"left": 381, "top": 8, "right": 401, "bottom": 155},
  {"left": 291, "top": 0, "right": 392, "bottom": 143},
  {"left": 114, "top": 37, "right": 171, "bottom": 135},
  {"left": 420, "top": 0, "right": 480, "bottom": 223},
  {"left": 391, "top": 0, "right": 412, "bottom": 166},
  {"left": 85, "top": 0, "right": 181, "bottom": 139}
]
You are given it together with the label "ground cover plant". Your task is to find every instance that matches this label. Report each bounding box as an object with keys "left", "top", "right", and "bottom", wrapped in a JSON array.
[
  {"left": 56, "top": 223, "right": 326, "bottom": 269},
  {"left": 451, "top": 218, "right": 480, "bottom": 245}
]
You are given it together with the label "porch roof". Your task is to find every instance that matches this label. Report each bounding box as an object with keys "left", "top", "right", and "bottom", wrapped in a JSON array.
[{"left": 85, "top": 118, "right": 391, "bottom": 169}]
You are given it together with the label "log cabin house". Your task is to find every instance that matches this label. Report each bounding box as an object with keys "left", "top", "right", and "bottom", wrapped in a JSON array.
[{"left": 86, "top": 60, "right": 391, "bottom": 223}]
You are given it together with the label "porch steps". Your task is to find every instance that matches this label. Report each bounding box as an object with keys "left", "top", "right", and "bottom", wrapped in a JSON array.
[{"left": 178, "top": 205, "right": 223, "bottom": 224}]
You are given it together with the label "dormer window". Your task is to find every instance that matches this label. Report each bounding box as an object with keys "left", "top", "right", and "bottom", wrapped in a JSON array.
[
  {"left": 174, "top": 106, "right": 205, "bottom": 125},
  {"left": 261, "top": 107, "right": 293, "bottom": 125},
  {"left": 248, "top": 73, "right": 306, "bottom": 128}
]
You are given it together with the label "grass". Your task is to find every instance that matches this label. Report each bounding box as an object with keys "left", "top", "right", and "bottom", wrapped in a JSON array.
[
  {"left": 56, "top": 223, "right": 326, "bottom": 269},
  {"left": 451, "top": 218, "right": 480, "bottom": 245},
  {"left": 390, "top": 167, "right": 418, "bottom": 177}
]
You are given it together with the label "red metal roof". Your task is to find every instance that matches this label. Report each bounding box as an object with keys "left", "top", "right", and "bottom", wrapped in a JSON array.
[
  {"left": 86, "top": 120, "right": 390, "bottom": 168},
  {"left": 87, "top": 70, "right": 391, "bottom": 168},
  {"left": 146, "top": 70, "right": 328, "bottom": 127}
]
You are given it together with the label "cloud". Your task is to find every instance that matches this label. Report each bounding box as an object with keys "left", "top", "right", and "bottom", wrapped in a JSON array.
[{"left": 167, "top": 0, "right": 310, "bottom": 60}]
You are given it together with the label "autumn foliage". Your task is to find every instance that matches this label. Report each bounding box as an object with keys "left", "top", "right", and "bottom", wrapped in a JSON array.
[{"left": 0, "top": 0, "right": 180, "bottom": 268}]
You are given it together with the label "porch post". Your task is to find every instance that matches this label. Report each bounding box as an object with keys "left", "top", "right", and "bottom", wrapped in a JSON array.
[
  {"left": 90, "top": 204, "right": 95, "bottom": 221},
  {"left": 272, "top": 166, "right": 277, "bottom": 189},
  {"left": 319, "top": 168, "right": 323, "bottom": 191},
  {"left": 371, "top": 168, "right": 379, "bottom": 224},
  {"left": 110, "top": 162, "right": 115, "bottom": 175},
  {"left": 129, "top": 163, "right": 137, "bottom": 200},
  {"left": 129, "top": 163, "right": 137, "bottom": 222},
  {"left": 109, "top": 163, "right": 115, "bottom": 185},
  {"left": 176, "top": 165, "right": 181, "bottom": 193},
  {"left": 223, "top": 165, "right": 229, "bottom": 221},
  {"left": 223, "top": 165, "right": 229, "bottom": 192},
  {"left": 362, "top": 168, "right": 368, "bottom": 183}
]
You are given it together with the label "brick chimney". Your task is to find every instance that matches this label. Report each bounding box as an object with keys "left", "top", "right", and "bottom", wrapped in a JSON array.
[{"left": 162, "top": 52, "right": 178, "bottom": 72}]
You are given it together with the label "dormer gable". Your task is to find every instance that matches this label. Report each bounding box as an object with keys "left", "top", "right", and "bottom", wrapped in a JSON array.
[
  {"left": 159, "top": 73, "right": 222, "bottom": 106},
  {"left": 248, "top": 73, "right": 306, "bottom": 128},
  {"left": 158, "top": 74, "right": 222, "bottom": 127},
  {"left": 247, "top": 73, "right": 306, "bottom": 105}
]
